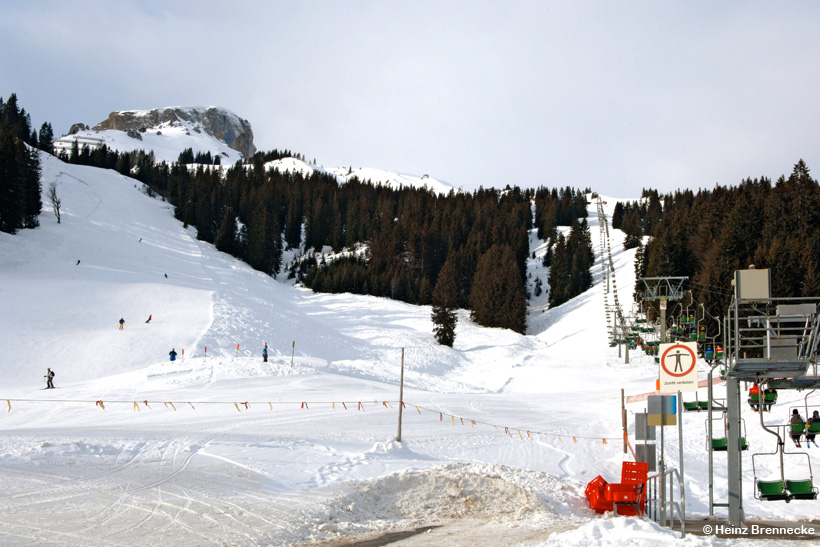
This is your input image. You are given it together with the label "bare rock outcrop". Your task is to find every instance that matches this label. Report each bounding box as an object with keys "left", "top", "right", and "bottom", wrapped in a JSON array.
[{"left": 92, "top": 106, "right": 256, "bottom": 157}]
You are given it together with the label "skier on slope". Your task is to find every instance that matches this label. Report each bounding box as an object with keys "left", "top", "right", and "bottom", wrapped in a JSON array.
[
  {"left": 118, "top": 317, "right": 125, "bottom": 330},
  {"left": 44, "top": 368, "right": 55, "bottom": 389},
  {"left": 169, "top": 348, "right": 177, "bottom": 362}
]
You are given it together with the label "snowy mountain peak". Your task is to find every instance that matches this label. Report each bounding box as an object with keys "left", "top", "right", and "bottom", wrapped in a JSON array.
[
  {"left": 263, "top": 158, "right": 455, "bottom": 195},
  {"left": 54, "top": 106, "right": 255, "bottom": 164},
  {"left": 91, "top": 106, "right": 256, "bottom": 158}
]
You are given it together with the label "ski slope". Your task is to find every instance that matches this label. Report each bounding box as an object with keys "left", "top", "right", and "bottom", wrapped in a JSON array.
[{"left": 0, "top": 153, "right": 814, "bottom": 545}]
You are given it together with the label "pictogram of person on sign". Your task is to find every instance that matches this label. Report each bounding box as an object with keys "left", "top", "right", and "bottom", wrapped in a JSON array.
[{"left": 673, "top": 349, "right": 685, "bottom": 372}]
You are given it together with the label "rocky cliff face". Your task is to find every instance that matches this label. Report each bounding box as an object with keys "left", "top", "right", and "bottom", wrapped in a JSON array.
[{"left": 92, "top": 106, "right": 256, "bottom": 158}]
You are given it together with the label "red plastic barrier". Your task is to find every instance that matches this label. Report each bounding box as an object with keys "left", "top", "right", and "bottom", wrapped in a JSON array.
[
  {"left": 585, "top": 475, "right": 614, "bottom": 513},
  {"left": 585, "top": 461, "right": 648, "bottom": 516}
]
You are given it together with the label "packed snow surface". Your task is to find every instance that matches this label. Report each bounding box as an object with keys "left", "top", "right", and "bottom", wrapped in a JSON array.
[{"left": 0, "top": 153, "right": 817, "bottom": 545}]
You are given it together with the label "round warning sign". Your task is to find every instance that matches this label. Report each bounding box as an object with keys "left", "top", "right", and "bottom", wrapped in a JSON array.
[{"left": 660, "top": 344, "right": 697, "bottom": 377}]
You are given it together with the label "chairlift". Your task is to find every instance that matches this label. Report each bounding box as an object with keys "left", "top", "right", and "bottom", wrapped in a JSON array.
[
  {"left": 749, "top": 384, "right": 778, "bottom": 412},
  {"left": 706, "top": 415, "right": 748, "bottom": 451},
  {"left": 751, "top": 408, "right": 818, "bottom": 502},
  {"left": 704, "top": 345, "right": 715, "bottom": 361}
]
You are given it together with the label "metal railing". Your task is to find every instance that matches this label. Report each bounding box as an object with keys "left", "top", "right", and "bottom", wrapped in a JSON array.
[
  {"left": 646, "top": 467, "right": 686, "bottom": 537},
  {"left": 728, "top": 298, "right": 820, "bottom": 361}
]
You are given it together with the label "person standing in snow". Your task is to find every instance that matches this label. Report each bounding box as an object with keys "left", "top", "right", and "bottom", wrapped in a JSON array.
[
  {"left": 119, "top": 318, "right": 125, "bottom": 330},
  {"left": 45, "top": 368, "right": 55, "bottom": 389},
  {"left": 263, "top": 343, "right": 268, "bottom": 363},
  {"left": 169, "top": 348, "right": 177, "bottom": 362}
]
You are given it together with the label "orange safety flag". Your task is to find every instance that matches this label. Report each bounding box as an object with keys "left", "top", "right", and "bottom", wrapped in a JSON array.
[
  {"left": 164, "top": 401, "right": 176, "bottom": 411},
  {"left": 182, "top": 349, "right": 184, "bottom": 357},
  {"left": 240, "top": 402, "right": 249, "bottom": 410},
  {"left": 268, "top": 403, "right": 272, "bottom": 410},
  {"left": 236, "top": 343, "right": 240, "bottom": 357},
  {"left": 383, "top": 401, "right": 392, "bottom": 409},
  {"left": 415, "top": 405, "right": 420, "bottom": 414},
  {"left": 342, "top": 402, "right": 348, "bottom": 410},
  {"left": 133, "top": 402, "right": 140, "bottom": 412},
  {"left": 234, "top": 402, "right": 241, "bottom": 412},
  {"left": 451, "top": 415, "right": 455, "bottom": 425},
  {"left": 440, "top": 413, "right": 443, "bottom": 421},
  {"left": 96, "top": 400, "right": 105, "bottom": 410},
  {"left": 471, "top": 420, "right": 476, "bottom": 428},
  {"left": 518, "top": 429, "right": 523, "bottom": 439},
  {"left": 143, "top": 400, "right": 151, "bottom": 408},
  {"left": 602, "top": 438, "right": 608, "bottom": 445},
  {"left": 6, "top": 400, "right": 10, "bottom": 412},
  {"left": 189, "top": 402, "right": 196, "bottom": 410},
  {"left": 301, "top": 402, "right": 309, "bottom": 409},
  {"left": 204, "top": 346, "right": 207, "bottom": 356},
  {"left": 358, "top": 402, "right": 364, "bottom": 411},
  {"left": 573, "top": 436, "right": 578, "bottom": 443}
]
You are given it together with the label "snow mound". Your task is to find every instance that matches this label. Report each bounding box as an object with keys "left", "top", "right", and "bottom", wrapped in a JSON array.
[
  {"left": 297, "top": 461, "right": 590, "bottom": 544},
  {"left": 542, "top": 516, "right": 710, "bottom": 546}
]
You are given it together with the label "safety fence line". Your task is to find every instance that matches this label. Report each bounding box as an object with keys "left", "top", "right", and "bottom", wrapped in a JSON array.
[
  {"left": 2, "top": 397, "right": 620, "bottom": 445},
  {"left": 410, "top": 402, "right": 618, "bottom": 444}
]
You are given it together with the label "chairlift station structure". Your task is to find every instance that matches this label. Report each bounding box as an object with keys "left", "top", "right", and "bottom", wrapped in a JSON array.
[{"left": 718, "top": 268, "right": 820, "bottom": 525}]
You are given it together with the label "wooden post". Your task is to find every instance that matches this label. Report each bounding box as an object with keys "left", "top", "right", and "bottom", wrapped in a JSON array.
[
  {"left": 290, "top": 341, "right": 295, "bottom": 369},
  {"left": 397, "top": 348, "right": 405, "bottom": 442},
  {"left": 621, "top": 388, "right": 627, "bottom": 454}
]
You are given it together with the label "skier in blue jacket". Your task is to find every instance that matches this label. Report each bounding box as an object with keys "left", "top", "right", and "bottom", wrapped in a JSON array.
[{"left": 169, "top": 348, "right": 177, "bottom": 362}]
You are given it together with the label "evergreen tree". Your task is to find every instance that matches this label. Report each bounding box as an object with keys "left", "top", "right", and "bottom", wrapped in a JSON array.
[
  {"left": 621, "top": 207, "right": 643, "bottom": 249},
  {"left": 0, "top": 132, "right": 21, "bottom": 233},
  {"left": 431, "top": 255, "right": 459, "bottom": 346},
  {"left": 469, "top": 244, "right": 526, "bottom": 333},
  {"left": 38, "top": 122, "right": 54, "bottom": 154},
  {"left": 21, "top": 141, "right": 41, "bottom": 228},
  {"left": 215, "top": 206, "right": 238, "bottom": 256}
]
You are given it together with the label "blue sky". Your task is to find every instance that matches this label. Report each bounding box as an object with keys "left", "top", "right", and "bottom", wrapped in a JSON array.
[{"left": 3, "top": 1, "right": 820, "bottom": 196}]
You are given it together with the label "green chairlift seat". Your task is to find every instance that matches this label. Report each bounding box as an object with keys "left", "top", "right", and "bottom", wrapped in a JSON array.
[
  {"left": 786, "top": 479, "right": 818, "bottom": 500},
  {"left": 711, "top": 437, "right": 747, "bottom": 451},
  {"left": 757, "top": 479, "right": 789, "bottom": 501},
  {"left": 683, "top": 401, "right": 699, "bottom": 412}
]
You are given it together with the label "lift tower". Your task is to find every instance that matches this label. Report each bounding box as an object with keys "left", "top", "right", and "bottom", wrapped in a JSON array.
[
  {"left": 639, "top": 277, "right": 688, "bottom": 343},
  {"left": 722, "top": 268, "right": 820, "bottom": 526}
]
